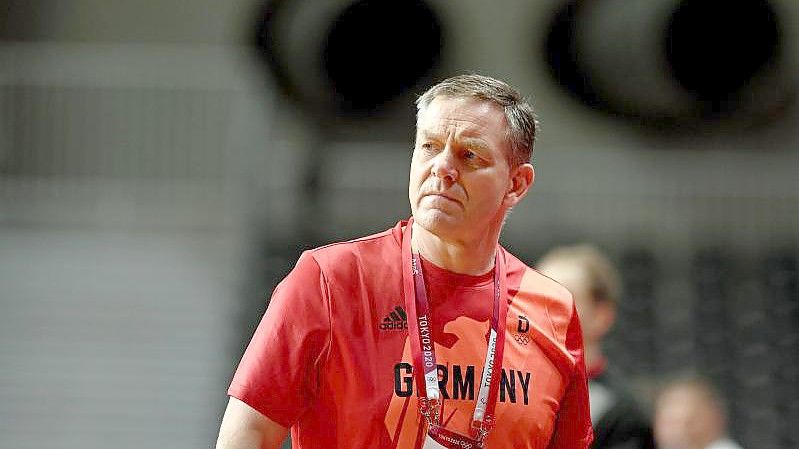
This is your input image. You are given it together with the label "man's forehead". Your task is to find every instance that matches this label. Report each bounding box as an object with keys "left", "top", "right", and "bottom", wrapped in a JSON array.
[
  {"left": 415, "top": 128, "right": 488, "bottom": 143},
  {"left": 416, "top": 96, "right": 507, "bottom": 136},
  {"left": 421, "top": 95, "right": 503, "bottom": 117}
]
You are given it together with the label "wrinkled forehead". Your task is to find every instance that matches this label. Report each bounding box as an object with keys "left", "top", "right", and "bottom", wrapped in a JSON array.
[
  {"left": 415, "top": 96, "right": 509, "bottom": 143},
  {"left": 418, "top": 95, "right": 505, "bottom": 123}
]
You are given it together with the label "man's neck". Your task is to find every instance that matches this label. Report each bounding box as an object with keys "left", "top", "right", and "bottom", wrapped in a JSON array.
[
  {"left": 584, "top": 345, "right": 606, "bottom": 378},
  {"left": 411, "top": 221, "right": 500, "bottom": 275}
]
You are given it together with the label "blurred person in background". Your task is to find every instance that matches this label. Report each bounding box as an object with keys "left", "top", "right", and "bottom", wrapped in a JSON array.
[
  {"left": 537, "top": 244, "right": 655, "bottom": 449},
  {"left": 215, "top": 74, "right": 593, "bottom": 449},
  {"left": 654, "top": 376, "right": 744, "bottom": 449}
]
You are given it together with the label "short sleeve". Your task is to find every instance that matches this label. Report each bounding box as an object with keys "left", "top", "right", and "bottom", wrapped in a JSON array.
[
  {"left": 227, "top": 251, "right": 331, "bottom": 427},
  {"left": 547, "top": 303, "right": 594, "bottom": 449}
]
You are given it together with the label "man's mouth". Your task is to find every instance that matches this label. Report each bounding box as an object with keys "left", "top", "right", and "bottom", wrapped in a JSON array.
[{"left": 423, "top": 192, "right": 461, "bottom": 206}]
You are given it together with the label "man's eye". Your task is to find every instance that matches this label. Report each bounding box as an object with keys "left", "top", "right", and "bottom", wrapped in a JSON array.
[{"left": 463, "top": 150, "right": 476, "bottom": 160}]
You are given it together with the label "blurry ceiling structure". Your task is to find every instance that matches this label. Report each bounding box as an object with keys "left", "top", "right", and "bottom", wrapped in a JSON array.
[
  {"left": 254, "top": 0, "right": 797, "bottom": 136},
  {"left": 253, "top": 0, "right": 445, "bottom": 139},
  {"left": 545, "top": 0, "right": 795, "bottom": 131}
]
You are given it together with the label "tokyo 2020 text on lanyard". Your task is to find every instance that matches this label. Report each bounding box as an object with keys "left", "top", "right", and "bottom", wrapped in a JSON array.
[{"left": 401, "top": 219, "right": 510, "bottom": 448}]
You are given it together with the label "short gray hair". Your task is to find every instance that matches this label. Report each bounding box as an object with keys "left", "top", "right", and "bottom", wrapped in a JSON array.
[{"left": 416, "top": 74, "right": 539, "bottom": 167}]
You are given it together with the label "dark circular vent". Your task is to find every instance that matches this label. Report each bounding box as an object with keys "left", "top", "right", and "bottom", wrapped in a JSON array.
[
  {"left": 544, "top": 0, "right": 789, "bottom": 128},
  {"left": 323, "top": 0, "right": 443, "bottom": 115},
  {"left": 254, "top": 0, "right": 444, "bottom": 119},
  {"left": 666, "top": 0, "right": 780, "bottom": 109}
]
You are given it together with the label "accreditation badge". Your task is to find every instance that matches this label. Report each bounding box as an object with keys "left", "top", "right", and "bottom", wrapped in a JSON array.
[{"left": 422, "top": 425, "right": 482, "bottom": 449}]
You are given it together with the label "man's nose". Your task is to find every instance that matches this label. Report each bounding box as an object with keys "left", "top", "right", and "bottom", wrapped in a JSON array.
[{"left": 430, "top": 146, "right": 458, "bottom": 183}]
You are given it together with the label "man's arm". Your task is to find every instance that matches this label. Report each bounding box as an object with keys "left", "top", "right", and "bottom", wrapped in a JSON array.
[
  {"left": 219, "top": 252, "right": 330, "bottom": 448},
  {"left": 215, "top": 397, "right": 289, "bottom": 449}
]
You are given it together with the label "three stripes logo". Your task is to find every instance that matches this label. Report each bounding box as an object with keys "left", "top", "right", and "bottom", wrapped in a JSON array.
[{"left": 379, "top": 306, "right": 408, "bottom": 331}]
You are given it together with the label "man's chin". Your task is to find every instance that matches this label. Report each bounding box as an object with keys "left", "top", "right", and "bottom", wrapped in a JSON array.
[{"left": 413, "top": 210, "right": 462, "bottom": 234}]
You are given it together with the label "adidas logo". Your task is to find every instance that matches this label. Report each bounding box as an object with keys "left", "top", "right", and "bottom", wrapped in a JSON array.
[{"left": 379, "top": 306, "right": 408, "bottom": 331}]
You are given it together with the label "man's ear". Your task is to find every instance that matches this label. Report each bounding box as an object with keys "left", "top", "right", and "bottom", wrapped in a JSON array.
[{"left": 505, "top": 163, "right": 535, "bottom": 208}]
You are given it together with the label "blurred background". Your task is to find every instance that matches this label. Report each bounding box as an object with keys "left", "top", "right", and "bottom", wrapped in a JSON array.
[{"left": 0, "top": 0, "right": 797, "bottom": 448}]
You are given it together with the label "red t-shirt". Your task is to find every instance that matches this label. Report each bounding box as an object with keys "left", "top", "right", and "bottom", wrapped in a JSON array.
[{"left": 228, "top": 221, "right": 592, "bottom": 449}]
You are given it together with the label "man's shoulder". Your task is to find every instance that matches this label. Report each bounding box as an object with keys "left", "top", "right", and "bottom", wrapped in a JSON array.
[
  {"left": 592, "top": 370, "right": 654, "bottom": 431},
  {"left": 503, "top": 250, "right": 580, "bottom": 370},
  {"left": 504, "top": 250, "right": 574, "bottom": 307},
  {"left": 305, "top": 221, "right": 403, "bottom": 270}
]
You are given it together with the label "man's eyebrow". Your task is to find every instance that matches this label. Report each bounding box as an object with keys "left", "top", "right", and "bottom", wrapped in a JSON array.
[
  {"left": 416, "top": 131, "right": 490, "bottom": 152},
  {"left": 416, "top": 130, "right": 442, "bottom": 140},
  {"left": 460, "top": 137, "right": 490, "bottom": 151}
]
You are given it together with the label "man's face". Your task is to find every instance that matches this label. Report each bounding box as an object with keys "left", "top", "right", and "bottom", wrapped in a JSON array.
[
  {"left": 654, "top": 386, "right": 721, "bottom": 449},
  {"left": 409, "top": 96, "right": 518, "bottom": 240},
  {"left": 536, "top": 261, "right": 603, "bottom": 345}
]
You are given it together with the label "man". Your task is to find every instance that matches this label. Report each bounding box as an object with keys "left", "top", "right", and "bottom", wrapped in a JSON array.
[
  {"left": 537, "top": 245, "right": 655, "bottom": 449},
  {"left": 654, "top": 376, "right": 744, "bottom": 449},
  {"left": 216, "top": 74, "right": 593, "bottom": 449}
]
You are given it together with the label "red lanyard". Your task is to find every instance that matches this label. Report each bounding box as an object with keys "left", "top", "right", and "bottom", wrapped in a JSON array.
[{"left": 401, "top": 219, "right": 509, "bottom": 442}]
